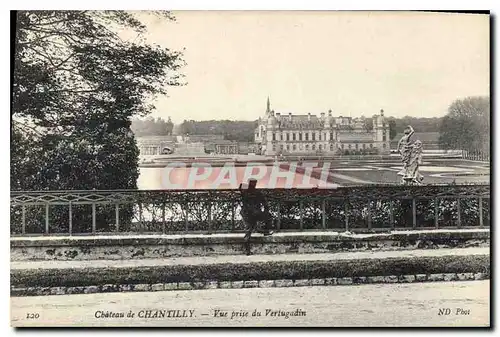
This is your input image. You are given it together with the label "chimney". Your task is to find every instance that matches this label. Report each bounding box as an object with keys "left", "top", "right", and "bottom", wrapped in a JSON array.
[
  {"left": 276, "top": 112, "right": 281, "bottom": 118},
  {"left": 380, "top": 109, "right": 384, "bottom": 116},
  {"left": 289, "top": 112, "right": 292, "bottom": 121},
  {"left": 308, "top": 112, "right": 311, "bottom": 121},
  {"left": 328, "top": 109, "right": 332, "bottom": 117},
  {"left": 320, "top": 112, "right": 325, "bottom": 119}
]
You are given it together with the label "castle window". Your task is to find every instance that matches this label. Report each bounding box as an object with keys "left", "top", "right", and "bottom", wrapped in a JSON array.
[
  {"left": 272, "top": 133, "right": 276, "bottom": 141},
  {"left": 319, "top": 145, "right": 322, "bottom": 151},
  {"left": 312, "top": 133, "right": 316, "bottom": 141},
  {"left": 362, "top": 143, "right": 366, "bottom": 149},
  {"left": 305, "top": 144, "right": 309, "bottom": 151},
  {"left": 383, "top": 143, "right": 387, "bottom": 149},
  {"left": 312, "top": 144, "right": 316, "bottom": 150},
  {"left": 280, "top": 144, "right": 284, "bottom": 151},
  {"left": 299, "top": 133, "right": 302, "bottom": 141},
  {"left": 330, "top": 133, "right": 333, "bottom": 141},
  {"left": 370, "top": 143, "right": 374, "bottom": 148},
  {"left": 341, "top": 144, "right": 345, "bottom": 149},
  {"left": 280, "top": 133, "right": 283, "bottom": 141},
  {"left": 286, "top": 145, "right": 290, "bottom": 151},
  {"left": 292, "top": 133, "right": 296, "bottom": 141},
  {"left": 286, "top": 133, "right": 290, "bottom": 141},
  {"left": 355, "top": 143, "right": 358, "bottom": 149},
  {"left": 305, "top": 133, "right": 309, "bottom": 141},
  {"left": 330, "top": 144, "right": 334, "bottom": 151},
  {"left": 272, "top": 144, "right": 276, "bottom": 151},
  {"left": 348, "top": 144, "right": 352, "bottom": 149},
  {"left": 293, "top": 144, "right": 297, "bottom": 151},
  {"left": 383, "top": 132, "right": 386, "bottom": 142},
  {"left": 318, "top": 133, "right": 321, "bottom": 141}
]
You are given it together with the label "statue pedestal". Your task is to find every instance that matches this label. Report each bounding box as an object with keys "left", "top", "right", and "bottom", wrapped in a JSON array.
[{"left": 401, "top": 176, "right": 424, "bottom": 186}]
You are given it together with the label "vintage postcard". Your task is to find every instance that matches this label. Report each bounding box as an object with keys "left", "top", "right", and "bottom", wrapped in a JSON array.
[{"left": 10, "top": 10, "right": 490, "bottom": 327}]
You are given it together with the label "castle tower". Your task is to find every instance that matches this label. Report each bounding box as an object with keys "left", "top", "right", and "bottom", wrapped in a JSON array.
[{"left": 373, "top": 108, "right": 389, "bottom": 154}]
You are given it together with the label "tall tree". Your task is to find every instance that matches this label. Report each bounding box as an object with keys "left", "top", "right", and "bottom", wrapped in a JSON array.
[
  {"left": 364, "top": 118, "right": 373, "bottom": 131},
  {"left": 166, "top": 117, "right": 174, "bottom": 135},
  {"left": 438, "top": 96, "right": 490, "bottom": 153},
  {"left": 12, "top": 11, "right": 184, "bottom": 190},
  {"left": 388, "top": 119, "right": 397, "bottom": 140}
]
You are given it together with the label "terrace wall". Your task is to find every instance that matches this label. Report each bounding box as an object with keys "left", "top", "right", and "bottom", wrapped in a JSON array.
[{"left": 11, "top": 229, "right": 490, "bottom": 261}]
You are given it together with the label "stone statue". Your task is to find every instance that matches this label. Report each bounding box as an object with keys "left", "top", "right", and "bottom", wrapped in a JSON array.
[{"left": 397, "top": 125, "right": 424, "bottom": 185}]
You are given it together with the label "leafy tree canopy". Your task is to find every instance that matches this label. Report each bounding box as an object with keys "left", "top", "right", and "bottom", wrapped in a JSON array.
[
  {"left": 438, "top": 96, "right": 490, "bottom": 152},
  {"left": 12, "top": 10, "right": 184, "bottom": 190}
]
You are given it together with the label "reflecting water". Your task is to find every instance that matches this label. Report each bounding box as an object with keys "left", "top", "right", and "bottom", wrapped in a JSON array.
[
  {"left": 138, "top": 167, "right": 165, "bottom": 190},
  {"left": 138, "top": 166, "right": 337, "bottom": 190}
]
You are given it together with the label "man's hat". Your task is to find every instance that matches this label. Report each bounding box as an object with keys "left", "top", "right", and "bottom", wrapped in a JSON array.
[{"left": 248, "top": 179, "right": 258, "bottom": 189}]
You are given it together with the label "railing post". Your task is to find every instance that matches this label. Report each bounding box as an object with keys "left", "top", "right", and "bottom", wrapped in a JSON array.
[
  {"left": 389, "top": 200, "right": 394, "bottom": 229},
  {"left": 479, "top": 197, "right": 483, "bottom": 227},
  {"left": 299, "top": 200, "right": 304, "bottom": 231},
  {"left": 276, "top": 201, "right": 281, "bottom": 231},
  {"left": 207, "top": 201, "right": 212, "bottom": 234},
  {"left": 138, "top": 203, "right": 143, "bottom": 233},
  {"left": 344, "top": 202, "right": 349, "bottom": 232},
  {"left": 92, "top": 203, "right": 96, "bottom": 234},
  {"left": 21, "top": 205, "right": 26, "bottom": 235},
  {"left": 367, "top": 201, "right": 372, "bottom": 230},
  {"left": 68, "top": 202, "right": 73, "bottom": 236},
  {"left": 434, "top": 198, "right": 439, "bottom": 228},
  {"left": 456, "top": 198, "right": 461, "bottom": 227},
  {"left": 45, "top": 203, "right": 49, "bottom": 234},
  {"left": 321, "top": 199, "right": 326, "bottom": 230},
  {"left": 184, "top": 202, "right": 189, "bottom": 232},
  {"left": 231, "top": 199, "right": 235, "bottom": 231},
  {"left": 160, "top": 202, "right": 165, "bottom": 234},
  {"left": 412, "top": 198, "right": 416, "bottom": 229},
  {"left": 115, "top": 204, "right": 120, "bottom": 232},
  {"left": 488, "top": 198, "right": 491, "bottom": 223}
]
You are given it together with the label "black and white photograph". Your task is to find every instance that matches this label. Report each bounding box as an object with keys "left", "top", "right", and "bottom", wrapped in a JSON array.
[{"left": 9, "top": 9, "right": 490, "bottom": 327}]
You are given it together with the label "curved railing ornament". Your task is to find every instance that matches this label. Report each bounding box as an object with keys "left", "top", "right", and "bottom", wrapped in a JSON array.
[{"left": 10, "top": 184, "right": 490, "bottom": 236}]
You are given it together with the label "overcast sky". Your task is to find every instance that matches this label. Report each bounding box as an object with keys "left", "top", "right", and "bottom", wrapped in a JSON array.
[{"left": 135, "top": 11, "right": 489, "bottom": 123}]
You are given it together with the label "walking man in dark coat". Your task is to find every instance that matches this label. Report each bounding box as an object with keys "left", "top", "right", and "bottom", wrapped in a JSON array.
[{"left": 239, "top": 179, "right": 274, "bottom": 255}]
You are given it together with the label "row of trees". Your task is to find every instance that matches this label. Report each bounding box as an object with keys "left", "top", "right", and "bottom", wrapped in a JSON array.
[
  {"left": 11, "top": 11, "right": 184, "bottom": 191},
  {"left": 131, "top": 116, "right": 174, "bottom": 136},
  {"left": 179, "top": 120, "right": 258, "bottom": 142},
  {"left": 392, "top": 116, "right": 443, "bottom": 133}
]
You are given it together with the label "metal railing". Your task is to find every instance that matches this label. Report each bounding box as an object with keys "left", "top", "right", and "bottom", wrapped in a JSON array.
[
  {"left": 462, "top": 150, "right": 490, "bottom": 162},
  {"left": 10, "top": 184, "right": 490, "bottom": 236}
]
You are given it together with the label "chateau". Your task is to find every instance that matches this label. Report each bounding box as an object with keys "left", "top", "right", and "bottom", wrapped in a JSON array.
[{"left": 255, "top": 98, "right": 390, "bottom": 156}]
